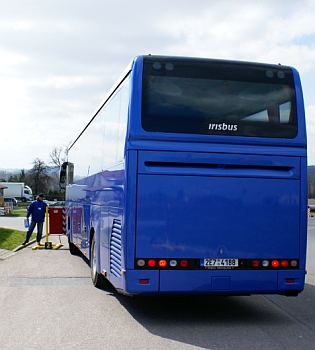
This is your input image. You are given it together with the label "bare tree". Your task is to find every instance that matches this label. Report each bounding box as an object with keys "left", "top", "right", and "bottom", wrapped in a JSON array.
[
  {"left": 49, "top": 146, "right": 69, "bottom": 167},
  {"left": 49, "top": 147, "right": 63, "bottom": 167}
]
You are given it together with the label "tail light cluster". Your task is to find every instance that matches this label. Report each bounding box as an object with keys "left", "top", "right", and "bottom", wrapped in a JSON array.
[
  {"left": 135, "top": 258, "right": 299, "bottom": 270},
  {"left": 136, "top": 258, "right": 192, "bottom": 269},
  {"left": 250, "top": 259, "right": 299, "bottom": 269}
]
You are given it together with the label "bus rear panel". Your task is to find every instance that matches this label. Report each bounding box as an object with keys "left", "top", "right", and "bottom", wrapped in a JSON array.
[
  {"left": 127, "top": 150, "right": 303, "bottom": 296},
  {"left": 64, "top": 55, "right": 307, "bottom": 296}
]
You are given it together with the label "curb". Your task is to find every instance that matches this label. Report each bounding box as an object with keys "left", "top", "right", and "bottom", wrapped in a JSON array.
[
  {"left": 0, "top": 248, "right": 15, "bottom": 260},
  {"left": 13, "top": 238, "right": 37, "bottom": 252},
  {"left": 1, "top": 235, "right": 45, "bottom": 258}
]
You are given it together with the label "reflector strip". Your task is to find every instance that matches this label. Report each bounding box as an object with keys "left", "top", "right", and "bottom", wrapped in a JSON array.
[
  {"left": 286, "top": 278, "right": 295, "bottom": 283},
  {"left": 139, "top": 279, "right": 149, "bottom": 284}
]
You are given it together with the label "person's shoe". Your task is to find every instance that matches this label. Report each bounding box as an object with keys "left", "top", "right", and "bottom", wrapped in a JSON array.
[
  {"left": 21, "top": 240, "right": 29, "bottom": 246},
  {"left": 37, "top": 242, "right": 43, "bottom": 246}
]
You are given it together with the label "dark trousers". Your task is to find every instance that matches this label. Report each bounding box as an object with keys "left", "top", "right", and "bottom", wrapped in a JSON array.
[{"left": 25, "top": 221, "right": 44, "bottom": 242}]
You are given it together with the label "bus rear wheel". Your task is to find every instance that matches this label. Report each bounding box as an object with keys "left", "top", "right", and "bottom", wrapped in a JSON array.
[{"left": 91, "top": 236, "right": 103, "bottom": 288}]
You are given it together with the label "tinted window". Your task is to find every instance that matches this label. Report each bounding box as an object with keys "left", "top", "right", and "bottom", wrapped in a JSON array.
[
  {"left": 69, "top": 76, "right": 130, "bottom": 177},
  {"left": 142, "top": 57, "right": 297, "bottom": 138}
]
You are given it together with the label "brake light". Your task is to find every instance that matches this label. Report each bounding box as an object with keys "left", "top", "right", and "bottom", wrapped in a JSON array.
[
  {"left": 281, "top": 260, "right": 289, "bottom": 267},
  {"left": 148, "top": 259, "right": 156, "bottom": 267}
]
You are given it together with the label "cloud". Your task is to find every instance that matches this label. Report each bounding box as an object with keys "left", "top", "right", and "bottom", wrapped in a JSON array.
[
  {"left": 0, "top": 0, "right": 315, "bottom": 168},
  {"left": 158, "top": 1, "right": 315, "bottom": 71}
]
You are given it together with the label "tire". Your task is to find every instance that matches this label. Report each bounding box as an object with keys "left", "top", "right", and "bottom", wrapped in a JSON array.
[
  {"left": 68, "top": 237, "right": 79, "bottom": 255},
  {"left": 91, "top": 236, "right": 103, "bottom": 288}
]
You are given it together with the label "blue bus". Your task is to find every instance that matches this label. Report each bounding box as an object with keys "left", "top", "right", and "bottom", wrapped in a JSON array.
[{"left": 60, "top": 55, "right": 307, "bottom": 296}]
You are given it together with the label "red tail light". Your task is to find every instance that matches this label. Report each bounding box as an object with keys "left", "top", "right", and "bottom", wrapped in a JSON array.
[
  {"left": 148, "top": 259, "right": 156, "bottom": 267},
  {"left": 252, "top": 260, "right": 260, "bottom": 267},
  {"left": 180, "top": 260, "right": 188, "bottom": 267}
]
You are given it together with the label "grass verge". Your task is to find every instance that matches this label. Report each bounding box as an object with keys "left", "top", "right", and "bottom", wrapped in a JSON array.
[
  {"left": 0, "top": 227, "right": 36, "bottom": 250},
  {"left": 0, "top": 203, "right": 34, "bottom": 250}
]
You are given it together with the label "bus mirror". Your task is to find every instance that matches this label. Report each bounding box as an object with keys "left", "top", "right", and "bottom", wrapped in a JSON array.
[
  {"left": 68, "top": 163, "right": 74, "bottom": 184},
  {"left": 60, "top": 162, "right": 74, "bottom": 185},
  {"left": 60, "top": 162, "right": 67, "bottom": 184}
]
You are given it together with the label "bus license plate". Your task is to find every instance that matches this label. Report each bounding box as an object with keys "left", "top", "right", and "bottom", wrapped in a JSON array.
[{"left": 202, "top": 258, "right": 238, "bottom": 267}]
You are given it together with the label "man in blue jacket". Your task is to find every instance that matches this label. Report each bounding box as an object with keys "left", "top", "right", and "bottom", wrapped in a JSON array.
[{"left": 22, "top": 193, "right": 48, "bottom": 245}]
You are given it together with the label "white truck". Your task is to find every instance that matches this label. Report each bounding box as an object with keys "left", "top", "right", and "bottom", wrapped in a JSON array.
[{"left": 0, "top": 182, "right": 33, "bottom": 202}]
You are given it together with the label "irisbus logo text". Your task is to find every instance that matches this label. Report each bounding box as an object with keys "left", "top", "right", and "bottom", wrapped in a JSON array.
[{"left": 208, "top": 123, "right": 238, "bottom": 131}]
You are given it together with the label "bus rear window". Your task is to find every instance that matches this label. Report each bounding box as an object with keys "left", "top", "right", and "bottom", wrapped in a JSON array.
[{"left": 141, "top": 57, "right": 297, "bottom": 138}]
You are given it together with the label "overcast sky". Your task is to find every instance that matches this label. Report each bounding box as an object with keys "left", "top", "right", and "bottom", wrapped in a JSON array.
[{"left": 1, "top": 0, "right": 315, "bottom": 171}]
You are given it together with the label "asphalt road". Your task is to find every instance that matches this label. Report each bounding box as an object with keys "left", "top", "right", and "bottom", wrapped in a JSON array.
[{"left": 0, "top": 216, "right": 314, "bottom": 350}]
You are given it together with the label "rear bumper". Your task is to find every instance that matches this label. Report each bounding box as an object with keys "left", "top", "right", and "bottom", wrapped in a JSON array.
[{"left": 123, "top": 269, "right": 305, "bottom": 295}]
